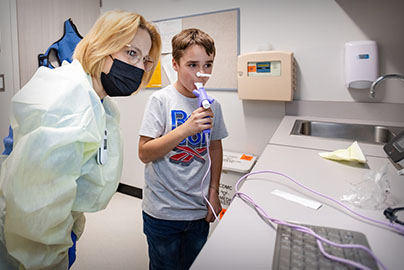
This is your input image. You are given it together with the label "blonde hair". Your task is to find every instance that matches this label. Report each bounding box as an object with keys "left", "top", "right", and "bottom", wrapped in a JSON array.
[{"left": 73, "top": 10, "right": 162, "bottom": 89}]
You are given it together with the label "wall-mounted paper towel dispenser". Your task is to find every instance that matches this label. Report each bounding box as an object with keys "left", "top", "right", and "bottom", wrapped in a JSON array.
[
  {"left": 344, "top": 40, "right": 378, "bottom": 89},
  {"left": 237, "top": 51, "right": 296, "bottom": 101}
]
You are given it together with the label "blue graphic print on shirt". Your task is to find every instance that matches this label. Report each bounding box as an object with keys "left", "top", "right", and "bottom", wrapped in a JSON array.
[{"left": 169, "top": 109, "right": 208, "bottom": 166}]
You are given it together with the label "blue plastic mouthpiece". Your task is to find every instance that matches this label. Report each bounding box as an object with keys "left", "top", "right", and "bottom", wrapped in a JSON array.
[
  {"left": 193, "top": 82, "right": 214, "bottom": 134},
  {"left": 193, "top": 82, "right": 214, "bottom": 109}
]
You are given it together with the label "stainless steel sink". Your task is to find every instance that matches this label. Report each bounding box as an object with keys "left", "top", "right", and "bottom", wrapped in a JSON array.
[{"left": 290, "top": 120, "right": 404, "bottom": 144}]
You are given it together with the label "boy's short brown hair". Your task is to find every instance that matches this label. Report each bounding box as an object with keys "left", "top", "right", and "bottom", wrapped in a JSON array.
[{"left": 172, "top": 28, "right": 215, "bottom": 64}]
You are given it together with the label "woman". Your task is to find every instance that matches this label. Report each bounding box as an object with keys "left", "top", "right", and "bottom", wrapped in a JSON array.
[{"left": 0, "top": 10, "right": 161, "bottom": 270}]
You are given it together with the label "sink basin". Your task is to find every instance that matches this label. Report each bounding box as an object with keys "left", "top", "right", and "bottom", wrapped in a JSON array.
[{"left": 290, "top": 120, "right": 404, "bottom": 144}]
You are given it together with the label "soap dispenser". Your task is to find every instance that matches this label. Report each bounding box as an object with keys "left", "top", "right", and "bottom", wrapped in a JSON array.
[{"left": 344, "top": 40, "right": 378, "bottom": 89}]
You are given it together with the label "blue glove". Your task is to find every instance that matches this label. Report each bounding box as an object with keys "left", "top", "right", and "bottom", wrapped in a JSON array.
[
  {"left": 2, "top": 126, "right": 13, "bottom": 155},
  {"left": 68, "top": 231, "right": 77, "bottom": 269}
]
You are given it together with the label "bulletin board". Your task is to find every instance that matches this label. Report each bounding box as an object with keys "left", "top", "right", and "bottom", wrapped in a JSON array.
[{"left": 151, "top": 8, "right": 240, "bottom": 90}]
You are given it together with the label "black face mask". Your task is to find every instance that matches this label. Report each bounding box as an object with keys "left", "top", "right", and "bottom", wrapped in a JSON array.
[{"left": 101, "top": 58, "right": 144, "bottom": 97}]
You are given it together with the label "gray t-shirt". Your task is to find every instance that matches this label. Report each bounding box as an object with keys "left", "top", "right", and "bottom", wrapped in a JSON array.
[{"left": 139, "top": 84, "right": 228, "bottom": 220}]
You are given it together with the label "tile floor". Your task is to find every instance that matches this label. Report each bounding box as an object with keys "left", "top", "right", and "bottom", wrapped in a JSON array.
[
  {"left": 72, "top": 192, "right": 219, "bottom": 270},
  {"left": 72, "top": 192, "right": 149, "bottom": 270}
]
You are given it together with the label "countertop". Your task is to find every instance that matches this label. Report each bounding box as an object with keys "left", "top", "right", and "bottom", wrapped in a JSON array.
[
  {"left": 270, "top": 115, "right": 404, "bottom": 157},
  {"left": 191, "top": 115, "right": 404, "bottom": 270}
]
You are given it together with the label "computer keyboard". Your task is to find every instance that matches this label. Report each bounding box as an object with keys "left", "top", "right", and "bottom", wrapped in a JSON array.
[{"left": 272, "top": 223, "right": 379, "bottom": 270}]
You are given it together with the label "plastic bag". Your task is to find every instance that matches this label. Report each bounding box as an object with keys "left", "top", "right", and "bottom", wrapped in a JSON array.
[{"left": 341, "top": 163, "right": 391, "bottom": 210}]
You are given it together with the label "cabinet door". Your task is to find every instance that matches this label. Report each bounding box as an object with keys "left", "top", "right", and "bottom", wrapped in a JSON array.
[{"left": 16, "top": 0, "right": 100, "bottom": 87}]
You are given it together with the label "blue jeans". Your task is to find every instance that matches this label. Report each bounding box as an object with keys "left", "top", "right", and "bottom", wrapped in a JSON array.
[{"left": 142, "top": 211, "right": 209, "bottom": 270}]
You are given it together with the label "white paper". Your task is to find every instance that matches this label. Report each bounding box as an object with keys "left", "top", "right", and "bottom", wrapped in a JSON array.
[
  {"left": 161, "top": 54, "right": 177, "bottom": 84},
  {"left": 271, "top": 189, "right": 322, "bottom": 210},
  {"left": 155, "top": 19, "right": 182, "bottom": 54}
]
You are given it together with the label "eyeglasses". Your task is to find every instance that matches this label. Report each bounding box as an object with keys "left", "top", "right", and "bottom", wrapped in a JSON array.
[{"left": 124, "top": 44, "right": 155, "bottom": 72}]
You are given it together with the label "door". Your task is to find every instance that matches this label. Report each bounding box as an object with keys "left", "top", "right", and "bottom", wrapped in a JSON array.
[
  {"left": 16, "top": 0, "right": 100, "bottom": 87},
  {"left": 0, "top": 0, "right": 19, "bottom": 143}
]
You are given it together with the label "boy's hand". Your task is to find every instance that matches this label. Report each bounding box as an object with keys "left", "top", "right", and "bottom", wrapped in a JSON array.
[
  {"left": 205, "top": 188, "right": 222, "bottom": 223},
  {"left": 182, "top": 107, "right": 213, "bottom": 136},
  {"left": 138, "top": 108, "right": 213, "bottom": 164}
]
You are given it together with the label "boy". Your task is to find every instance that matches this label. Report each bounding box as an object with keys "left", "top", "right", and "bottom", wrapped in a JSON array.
[{"left": 138, "top": 28, "right": 228, "bottom": 270}]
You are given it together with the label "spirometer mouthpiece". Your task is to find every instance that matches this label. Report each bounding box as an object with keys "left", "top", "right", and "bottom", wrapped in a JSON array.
[
  {"left": 193, "top": 82, "right": 214, "bottom": 134},
  {"left": 193, "top": 82, "right": 213, "bottom": 109},
  {"left": 196, "top": 72, "right": 212, "bottom": 78}
]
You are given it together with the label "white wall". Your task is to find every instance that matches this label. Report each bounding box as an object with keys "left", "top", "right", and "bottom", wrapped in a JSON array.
[
  {"left": 101, "top": 0, "right": 404, "bottom": 187},
  {"left": 103, "top": 0, "right": 404, "bottom": 102}
]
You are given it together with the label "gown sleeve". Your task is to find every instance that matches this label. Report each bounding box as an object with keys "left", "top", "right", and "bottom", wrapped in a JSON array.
[{"left": 0, "top": 64, "right": 104, "bottom": 270}]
